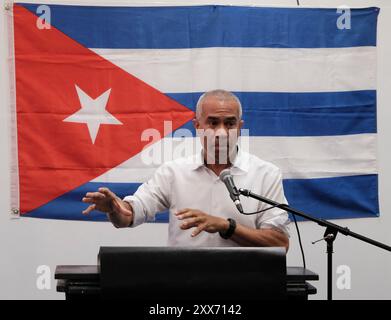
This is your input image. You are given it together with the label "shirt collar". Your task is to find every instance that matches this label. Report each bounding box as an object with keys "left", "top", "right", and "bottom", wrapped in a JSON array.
[{"left": 191, "top": 145, "right": 250, "bottom": 175}]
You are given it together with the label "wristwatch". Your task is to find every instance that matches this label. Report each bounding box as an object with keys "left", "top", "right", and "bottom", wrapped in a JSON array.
[{"left": 219, "top": 218, "right": 236, "bottom": 239}]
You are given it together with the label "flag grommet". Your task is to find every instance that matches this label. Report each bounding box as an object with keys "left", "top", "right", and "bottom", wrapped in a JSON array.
[
  {"left": 4, "top": 2, "right": 12, "bottom": 11},
  {"left": 10, "top": 208, "right": 20, "bottom": 217}
]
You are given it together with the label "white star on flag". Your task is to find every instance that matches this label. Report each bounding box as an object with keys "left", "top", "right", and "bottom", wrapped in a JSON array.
[{"left": 63, "top": 85, "right": 123, "bottom": 144}]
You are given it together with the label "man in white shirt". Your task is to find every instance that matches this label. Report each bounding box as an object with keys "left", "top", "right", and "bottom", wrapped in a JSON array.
[{"left": 82, "top": 90, "right": 290, "bottom": 250}]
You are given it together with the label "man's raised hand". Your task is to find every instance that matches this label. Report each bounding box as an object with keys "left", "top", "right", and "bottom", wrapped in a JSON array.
[
  {"left": 82, "top": 187, "right": 133, "bottom": 228},
  {"left": 82, "top": 188, "right": 132, "bottom": 216}
]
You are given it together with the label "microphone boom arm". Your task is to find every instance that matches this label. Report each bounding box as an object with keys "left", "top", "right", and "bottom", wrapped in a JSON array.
[
  {"left": 238, "top": 187, "right": 391, "bottom": 300},
  {"left": 239, "top": 188, "right": 391, "bottom": 251}
]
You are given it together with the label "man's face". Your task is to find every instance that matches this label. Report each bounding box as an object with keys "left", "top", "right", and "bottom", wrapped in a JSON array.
[{"left": 193, "top": 96, "right": 243, "bottom": 165}]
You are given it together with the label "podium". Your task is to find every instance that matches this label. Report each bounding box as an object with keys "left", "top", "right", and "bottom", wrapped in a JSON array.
[{"left": 56, "top": 246, "right": 318, "bottom": 300}]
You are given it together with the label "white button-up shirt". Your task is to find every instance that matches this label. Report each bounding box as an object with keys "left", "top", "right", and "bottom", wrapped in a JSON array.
[{"left": 124, "top": 149, "right": 290, "bottom": 247}]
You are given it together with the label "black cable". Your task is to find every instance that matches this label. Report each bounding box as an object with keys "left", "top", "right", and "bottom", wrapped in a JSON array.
[
  {"left": 240, "top": 204, "right": 280, "bottom": 215},
  {"left": 296, "top": 0, "right": 300, "bottom": 6},
  {"left": 292, "top": 213, "right": 306, "bottom": 269},
  {"left": 241, "top": 202, "right": 307, "bottom": 269}
]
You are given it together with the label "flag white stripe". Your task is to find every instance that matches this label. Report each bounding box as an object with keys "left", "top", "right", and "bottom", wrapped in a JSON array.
[
  {"left": 91, "top": 47, "right": 376, "bottom": 93},
  {"left": 92, "top": 133, "right": 377, "bottom": 183}
]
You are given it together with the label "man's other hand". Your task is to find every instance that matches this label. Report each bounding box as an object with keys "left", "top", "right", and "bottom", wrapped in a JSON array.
[{"left": 175, "top": 208, "right": 229, "bottom": 237}]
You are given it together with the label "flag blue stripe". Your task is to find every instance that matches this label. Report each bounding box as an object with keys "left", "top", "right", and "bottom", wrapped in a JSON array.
[
  {"left": 167, "top": 91, "right": 376, "bottom": 136},
  {"left": 284, "top": 174, "right": 379, "bottom": 220},
  {"left": 23, "top": 174, "right": 378, "bottom": 221},
  {"left": 20, "top": 4, "right": 379, "bottom": 49}
]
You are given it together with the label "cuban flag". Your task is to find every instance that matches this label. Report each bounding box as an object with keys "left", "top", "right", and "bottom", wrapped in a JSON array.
[{"left": 10, "top": 3, "right": 379, "bottom": 222}]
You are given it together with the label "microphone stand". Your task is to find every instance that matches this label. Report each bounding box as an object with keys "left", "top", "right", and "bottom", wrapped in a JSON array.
[{"left": 238, "top": 188, "right": 391, "bottom": 301}]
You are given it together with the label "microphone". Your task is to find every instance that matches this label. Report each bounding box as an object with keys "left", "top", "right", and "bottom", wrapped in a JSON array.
[{"left": 219, "top": 169, "right": 244, "bottom": 213}]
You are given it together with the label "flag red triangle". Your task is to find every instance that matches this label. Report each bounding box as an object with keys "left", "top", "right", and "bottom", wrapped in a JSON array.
[{"left": 13, "top": 5, "right": 195, "bottom": 214}]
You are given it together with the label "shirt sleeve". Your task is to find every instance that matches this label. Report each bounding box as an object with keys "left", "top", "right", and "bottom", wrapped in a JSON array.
[
  {"left": 123, "top": 164, "right": 173, "bottom": 228},
  {"left": 255, "top": 167, "right": 291, "bottom": 237}
]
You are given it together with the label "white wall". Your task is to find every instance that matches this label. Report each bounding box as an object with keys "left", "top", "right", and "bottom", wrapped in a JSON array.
[{"left": 1, "top": 0, "right": 390, "bottom": 300}]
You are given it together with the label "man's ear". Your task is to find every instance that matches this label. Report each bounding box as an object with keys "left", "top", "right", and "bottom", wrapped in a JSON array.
[
  {"left": 239, "top": 119, "right": 244, "bottom": 130},
  {"left": 192, "top": 118, "right": 199, "bottom": 129}
]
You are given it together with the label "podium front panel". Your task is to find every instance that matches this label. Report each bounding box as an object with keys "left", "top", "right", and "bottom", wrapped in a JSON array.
[{"left": 98, "top": 246, "right": 286, "bottom": 300}]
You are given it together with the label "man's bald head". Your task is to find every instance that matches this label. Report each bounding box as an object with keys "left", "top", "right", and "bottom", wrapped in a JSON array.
[{"left": 195, "top": 90, "right": 242, "bottom": 120}]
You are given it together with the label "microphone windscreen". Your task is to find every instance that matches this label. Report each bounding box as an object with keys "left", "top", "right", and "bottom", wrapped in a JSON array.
[{"left": 219, "top": 169, "right": 231, "bottom": 181}]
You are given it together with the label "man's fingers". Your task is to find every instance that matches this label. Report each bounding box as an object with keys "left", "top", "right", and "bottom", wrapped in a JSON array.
[
  {"left": 191, "top": 223, "right": 207, "bottom": 237},
  {"left": 82, "top": 197, "right": 95, "bottom": 204},
  {"left": 82, "top": 204, "right": 96, "bottom": 215},
  {"left": 85, "top": 192, "right": 105, "bottom": 199},
  {"left": 177, "top": 210, "right": 201, "bottom": 220},
  {"left": 82, "top": 188, "right": 118, "bottom": 216},
  {"left": 180, "top": 216, "right": 205, "bottom": 230},
  {"left": 175, "top": 208, "right": 191, "bottom": 216},
  {"left": 99, "top": 187, "right": 116, "bottom": 199}
]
